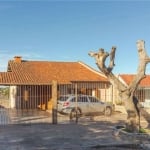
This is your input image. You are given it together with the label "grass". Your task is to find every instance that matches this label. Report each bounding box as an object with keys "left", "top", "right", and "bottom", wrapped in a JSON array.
[
  {"left": 123, "top": 128, "right": 150, "bottom": 134},
  {"left": 139, "top": 128, "right": 150, "bottom": 134}
]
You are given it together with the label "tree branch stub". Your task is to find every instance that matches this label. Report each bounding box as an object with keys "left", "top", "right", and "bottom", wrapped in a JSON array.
[
  {"left": 129, "top": 40, "right": 150, "bottom": 93},
  {"left": 89, "top": 47, "right": 116, "bottom": 75}
]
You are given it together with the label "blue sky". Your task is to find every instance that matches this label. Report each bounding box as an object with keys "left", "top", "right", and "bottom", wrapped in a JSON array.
[{"left": 0, "top": 1, "right": 150, "bottom": 74}]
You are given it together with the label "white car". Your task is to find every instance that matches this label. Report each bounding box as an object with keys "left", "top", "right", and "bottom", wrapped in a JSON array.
[{"left": 57, "top": 94, "right": 114, "bottom": 120}]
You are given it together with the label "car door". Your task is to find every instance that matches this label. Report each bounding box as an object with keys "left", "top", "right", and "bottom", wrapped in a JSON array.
[
  {"left": 77, "top": 95, "right": 90, "bottom": 114},
  {"left": 88, "top": 96, "right": 105, "bottom": 113}
]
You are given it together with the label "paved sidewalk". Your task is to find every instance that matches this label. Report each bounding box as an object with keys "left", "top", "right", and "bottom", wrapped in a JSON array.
[
  {"left": 0, "top": 112, "right": 149, "bottom": 150},
  {"left": 0, "top": 122, "right": 132, "bottom": 150},
  {"left": 0, "top": 106, "right": 149, "bottom": 150}
]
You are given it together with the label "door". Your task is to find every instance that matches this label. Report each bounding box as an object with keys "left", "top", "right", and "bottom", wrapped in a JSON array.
[
  {"left": 88, "top": 96, "right": 105, "bottom": 113},
  {"left": 77, "top": 96, "right": 90, "bottom": 114}
]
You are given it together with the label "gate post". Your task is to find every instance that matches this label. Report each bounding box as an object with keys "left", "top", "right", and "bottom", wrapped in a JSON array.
[{"left": 52, "top": 80, "right": 58, "bottom": 124}]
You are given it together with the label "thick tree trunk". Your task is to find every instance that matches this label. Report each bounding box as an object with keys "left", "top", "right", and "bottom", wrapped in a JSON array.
[
  {"left": 122, "top": 92, "right": 140, "bottom": 132},
  {"left": 89, "top": 40, "right": 150, "bottom": 133},
  {"left": 110, "top": 77, "right": 140, "bottom": 132}
]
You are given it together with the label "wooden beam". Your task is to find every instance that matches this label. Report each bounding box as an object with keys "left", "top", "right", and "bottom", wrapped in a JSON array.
[{"left": 52, "top": 80, "right": 58, "bottom": 124}]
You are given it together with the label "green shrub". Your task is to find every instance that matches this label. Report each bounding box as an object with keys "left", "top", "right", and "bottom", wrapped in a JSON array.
[{"left": 139, "top": 128, "right": 150, "bottom": 133}]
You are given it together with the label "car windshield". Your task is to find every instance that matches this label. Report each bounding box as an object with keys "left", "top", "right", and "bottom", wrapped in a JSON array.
[{"left": 58, "top": 96, "right": 70, "bottom": 101}]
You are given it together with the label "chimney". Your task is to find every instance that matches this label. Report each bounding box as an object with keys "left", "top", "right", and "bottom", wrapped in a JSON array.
[{"left": 14, "top": 56, "right": 22, "bottom": 63}]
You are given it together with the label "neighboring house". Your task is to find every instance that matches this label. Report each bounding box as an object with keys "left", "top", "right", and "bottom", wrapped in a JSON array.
[
  {"left": 114, "top": 74, "right": 150, "bottom": 105},
  {"left": 0, "top": 56, "right": 112, "bottom": 110}
]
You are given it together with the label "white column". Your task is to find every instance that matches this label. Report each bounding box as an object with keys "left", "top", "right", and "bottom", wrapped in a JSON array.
[
  {"left": 9, "top": 86, "right": 17, "bottom": 108},
  {"left": 92, "top": 90, "right": 95, "bottom": 96}
]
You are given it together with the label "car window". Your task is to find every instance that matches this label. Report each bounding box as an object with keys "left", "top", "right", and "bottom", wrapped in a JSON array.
[
  {"left": 88, "top": 96, "right": 99, "bottom": 103},
  {"left": 70, "top": 97, "right": 76, "bottom": 102},
  {"left": 59, "top": 96, "right": 69, "bottom": 101},
  {"left": 78, "top": 96, "right": 88, "bottom": 102}
]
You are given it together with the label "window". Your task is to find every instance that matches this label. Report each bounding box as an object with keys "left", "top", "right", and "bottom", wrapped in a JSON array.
[
  {"left": 78, "top": 96, "right": 88, "bottom": 102},
  {"left": 71, "top": 97, "right": 76, "bottom": 102},
  {"left": 59, "top": 96, "right": 69, "bottom": 101},
  {"left": 89, "top": 96, "right": 99, "bottom": 103}
]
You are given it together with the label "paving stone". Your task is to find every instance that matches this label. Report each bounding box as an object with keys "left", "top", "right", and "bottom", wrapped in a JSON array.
[{"left": 0, "top": 111, "right": 149, "bottom": 150}]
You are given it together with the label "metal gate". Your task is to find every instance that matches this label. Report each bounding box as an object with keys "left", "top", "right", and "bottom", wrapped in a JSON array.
[
  {"left": 0, "top": 84, "right": 53, "bottom": 125},
  {"left": 0, "top": 81, "right": 149, "bottom": 126},
  {"left": 0, "top": 81, "right": 111, "bottom": 125}
]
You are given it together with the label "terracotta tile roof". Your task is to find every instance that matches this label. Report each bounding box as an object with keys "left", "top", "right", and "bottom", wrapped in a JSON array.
[
  {"left": 0, "top": 58, "right": 108, "bottom": 85},
  {"left": 119, "top": 74, "right": 150, "bottom": 87}
]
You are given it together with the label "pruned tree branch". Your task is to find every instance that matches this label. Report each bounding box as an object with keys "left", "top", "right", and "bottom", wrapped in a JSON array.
[
  {"left": 89, "top": 47, "right": 116, "bottom": 75},
  {"left": 88, "top": 48, "right": 109, "bottom": 74},
  {"left": 108, "top": 46, "right": 116, "bottom": 72},
  {"left": 129, "top": 40, "right": 150, "bottom": 94},
  {"left": 89, "top": 47, "right": 127, "bottom": 91}
]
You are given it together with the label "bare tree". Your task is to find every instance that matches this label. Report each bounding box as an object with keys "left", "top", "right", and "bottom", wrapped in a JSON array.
[{"left": 89, "top": 40, "right": 150, "bottom": 132}]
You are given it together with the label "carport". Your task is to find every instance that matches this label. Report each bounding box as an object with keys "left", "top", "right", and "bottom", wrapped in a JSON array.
[{"left": 0, "top": 75, "right": 58, "bottom": 125}]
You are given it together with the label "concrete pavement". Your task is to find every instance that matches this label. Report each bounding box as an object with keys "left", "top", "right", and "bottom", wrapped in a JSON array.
[
  {"left": 0, "top": 121, "right": 135, "bottom": 150},
  {"left": 0, "top": 105, "right": 150, "bottom": 150},
  {"left": 0, "top": 112, "right": 149, "bottom": 150}
]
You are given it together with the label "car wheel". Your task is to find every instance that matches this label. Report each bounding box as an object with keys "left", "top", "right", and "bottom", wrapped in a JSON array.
[
  {"left": 105, "top": 107, "right": 112, "bottom": 116},
  {"left": 70, "top": 108, "right": 81, "bottom": 122}
]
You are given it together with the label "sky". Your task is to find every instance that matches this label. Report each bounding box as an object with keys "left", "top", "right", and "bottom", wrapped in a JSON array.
[{"left": 1, "top": 0, "right": 150, "bottom": 74}]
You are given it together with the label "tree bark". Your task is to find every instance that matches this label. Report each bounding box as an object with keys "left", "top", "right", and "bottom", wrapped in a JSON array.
[{"left": 89, "top": 40, "right": 150, "bottom": 132}]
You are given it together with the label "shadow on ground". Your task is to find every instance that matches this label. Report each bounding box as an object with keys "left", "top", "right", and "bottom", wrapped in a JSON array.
[{"left": 0, "top": 112, "right": 148, "bottom": 150}]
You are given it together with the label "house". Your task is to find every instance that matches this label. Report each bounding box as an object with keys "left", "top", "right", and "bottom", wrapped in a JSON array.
[
  {"left": 114, "top": 74, "right": 150, "bottom": 105},
  {"left": 0, "top": 56, "right": 112, "bottom": 110}
]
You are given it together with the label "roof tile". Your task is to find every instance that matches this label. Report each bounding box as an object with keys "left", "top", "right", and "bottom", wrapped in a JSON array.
[
  {"left": 0, "top": 60, "right": 108, "bottom": 85},
  {"left": 120, "top": 74, "right": 150, "bottom": 87}
]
